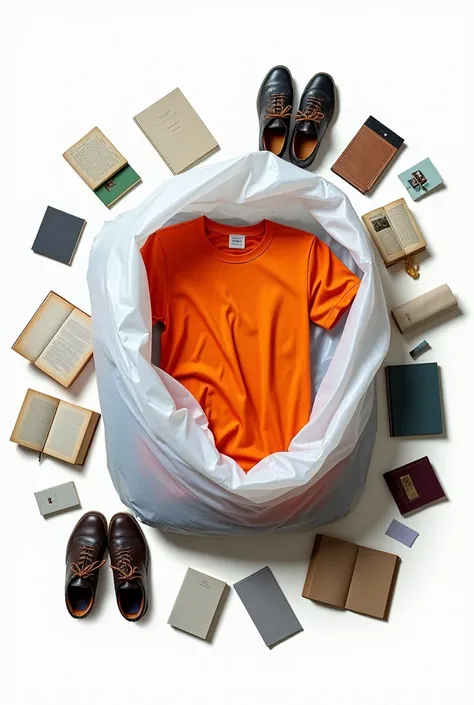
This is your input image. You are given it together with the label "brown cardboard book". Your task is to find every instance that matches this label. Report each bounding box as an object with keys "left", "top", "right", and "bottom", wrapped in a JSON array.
[
  {"left": 63, "top": 127, "right": 127, "bottom": 190},
  {"left": 10, "top": 389, "right": 100, "bottom": 465},
  {"left": 12, "top": 292, "right": 93, "bottom": 388},
  {"left": 362, "top": 198, "right": 426, "bottom": 271},
  {"left": 302, "top": 535, "right": 400, "bottom": 620},
  {"left": 133, "top": 88, "right": 219, "bottom": 174}
]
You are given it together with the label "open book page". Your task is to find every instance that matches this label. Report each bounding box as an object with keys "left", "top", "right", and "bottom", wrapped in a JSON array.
[
  {"left": 10, "top": 389, "right": 59, "bottom": 451},
  {"left": 12, "top": 292, "right": 73, "bottom": 362},
  {"left": 363, "top": 208, "right": 405, "bottom": 264},
  {"left": 385, "top": 199, "right": 426, "bottom": 255},
  {"left": 35, "top": 308, "right": 92, "bottom": 386},
  {"left": 43, "top": 401, "right": 92, "bottom": 463},
  {"left": 63, "top": 127, "right": 127, "bottom": 190}
]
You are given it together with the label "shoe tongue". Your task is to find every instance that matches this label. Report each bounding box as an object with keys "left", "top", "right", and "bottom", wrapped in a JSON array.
[
  {"left": 297, "top": 121, "right": 317, "bottom": 136},
  {"left": 118, "top": 581, "right": 138, "bottom": 591},
  {"left": 70, "top": 577, "right": 90, "bottom": 589},
  {"left": 266, "top": 118, "right": 285, "bottom": 130}
]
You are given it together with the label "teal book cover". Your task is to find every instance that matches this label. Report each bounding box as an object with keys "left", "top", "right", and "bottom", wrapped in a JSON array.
[
  {"left": 385, "top": 362, "right": 443, "bottom": 437},
  {"left": 94, "top": 165, "right": 141, "bottom": 208},
  {"left": 398, "top": 158, "right": 444, "bottom": 201}
]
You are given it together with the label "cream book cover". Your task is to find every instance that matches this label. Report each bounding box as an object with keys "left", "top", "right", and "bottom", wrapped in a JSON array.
[{"left": 134, "top": 88, "right": 219, "bottom": 174}]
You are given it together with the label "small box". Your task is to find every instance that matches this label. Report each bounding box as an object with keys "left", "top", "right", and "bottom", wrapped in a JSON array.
[{"left": 34, "top": 481, "right": 80, "bottom": 517}]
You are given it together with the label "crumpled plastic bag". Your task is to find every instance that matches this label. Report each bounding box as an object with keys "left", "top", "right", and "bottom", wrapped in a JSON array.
[{"left": 87, "top": 151, "right": 390, "bottom": 534}]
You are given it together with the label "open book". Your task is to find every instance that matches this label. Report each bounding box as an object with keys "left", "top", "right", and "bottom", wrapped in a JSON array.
[
  {"left": 12, "top": 292, "right": 93, "bottom": 388},
  {"left": 302, "top": 535, "right": 400, "bottom": 620},
  {"left": 10, "top": 389, "right": 100, "bottom": 465},
  {"left": 362, "top": 198, "right": 426, "bottom": 277}
]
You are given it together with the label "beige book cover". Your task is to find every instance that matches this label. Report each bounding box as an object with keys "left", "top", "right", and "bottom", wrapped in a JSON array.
[
  {"left": 63, "top": 127, "right": 128, "bottom": 190},
  {"left": 134, "top": 88, "right": 219, "bottom": 174}
]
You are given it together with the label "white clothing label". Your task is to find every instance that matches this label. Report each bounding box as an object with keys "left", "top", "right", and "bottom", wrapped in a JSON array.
[{"left": 229, "top": 234, "right": 246, "bottom": 249}]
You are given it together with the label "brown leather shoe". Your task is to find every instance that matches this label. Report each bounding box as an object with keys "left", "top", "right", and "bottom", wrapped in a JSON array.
[
  {"left": 109, "top": 513, "right": 149, "bottom": 622},
  {"left": 65, "top": 512, "right": 107, "bottom": 618}
]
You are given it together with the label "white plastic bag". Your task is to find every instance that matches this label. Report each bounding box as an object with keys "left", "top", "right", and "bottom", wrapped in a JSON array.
[{"left": 87, "top": 151, "right": 390, "bottom": 534}]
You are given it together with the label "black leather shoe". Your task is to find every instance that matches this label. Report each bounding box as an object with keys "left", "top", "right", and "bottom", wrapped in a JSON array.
[
  {"left": 257, "top": 65, "right": 293, "bottom": 157},
  {"left": 65, "top": 512, "right": 107, "bottom": 618},
  {"left": 289, "top": 72, "right": 335, "bottom": 169},
  {"left": 109, "top": 513, "right": 149, "bottom": 622}
]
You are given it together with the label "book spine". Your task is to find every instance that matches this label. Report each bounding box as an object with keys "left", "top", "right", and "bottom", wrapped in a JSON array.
[
  {"left": 385, "top": 367, "right": 395, "bottom": 437},
  {"left": 302, "top": 534, "right": 322, "bottom": 598},
  {"left": 133, "top": 118, "right": 176, "bottom": 175}
]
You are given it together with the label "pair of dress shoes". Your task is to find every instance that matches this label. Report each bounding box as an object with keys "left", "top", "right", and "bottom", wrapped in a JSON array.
[
  {"left": 65, "top": 511, "right": 149, "bottom": 622},
  {"left": 257, "top": 65, "right": 335, "bottom": 169}
]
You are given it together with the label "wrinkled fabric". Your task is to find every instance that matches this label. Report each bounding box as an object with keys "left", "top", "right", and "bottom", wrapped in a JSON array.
[{"left": 87, "top": 151, "right": 390, "bottom": 534}]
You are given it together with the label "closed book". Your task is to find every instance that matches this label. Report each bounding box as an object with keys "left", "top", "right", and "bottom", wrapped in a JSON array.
[
  {"left": 383, "top": 456, "right": 447, "bottom": 517},
  {"left": 34, "top": 481, "right": 80, "bottom": 517},
  {"left": 234, "top": 566, "right": 303, "bottom": 648},
  {"left": 134, "top": 88, "right": 219, "bottom": 174},
  {"left": 32, "top": 206, "right": 86, "bottom": 265},
  {"left": 167, "top": 568, "right": 227, "bottom": 640},
  {"left": 385, "top": 363, "right": 443, "bottom": 437}
]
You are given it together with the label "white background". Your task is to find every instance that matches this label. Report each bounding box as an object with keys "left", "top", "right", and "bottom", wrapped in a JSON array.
[{"left": 4, "top": 4, "right": 472, "bottom": 705}]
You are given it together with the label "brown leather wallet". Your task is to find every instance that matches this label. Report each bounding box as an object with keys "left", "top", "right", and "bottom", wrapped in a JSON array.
[{"left": 331, "top": 117, "right": 404, "bottom": 194}]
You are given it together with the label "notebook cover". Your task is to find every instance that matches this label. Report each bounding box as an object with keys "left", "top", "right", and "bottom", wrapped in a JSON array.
[
  {"left": 94, "top": 164, "right": 141, "bottom": 207},
  {"left": 398, "top": 158, "right": 444, "bottom": 201},
  {"left": 302, "top": 535, "right": 359, "bottom": 608},
  {"left": 345, "top": 546, "right": 400, "bottom": 620},
  {"left": 385, "top": 363, "right": 443, "bottom": 436},
  {"left": 34, "top": 481, "right": 80, "bottom": 517},
  {"left": 31, "top": 206, "right": 86, "bottom": 265},
  {"left": 234, "top": 566, "right": 303, "bottom": 648},
  {"left": 331, "top": 116, "right": 404, "bottom": 194},
  {"left": 134, "top": 88, "right": 219, "bottom": 174},
  {"left": 167, "top": 568, "right": 227, "bottom": 640},
  {"left": 383, "top": 456, "right": 447, "bottom": 516}
]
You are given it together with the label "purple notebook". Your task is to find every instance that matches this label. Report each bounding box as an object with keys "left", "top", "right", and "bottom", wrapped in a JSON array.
[{"left": 383, "top": 456, "right": 446, "bottom": 517}]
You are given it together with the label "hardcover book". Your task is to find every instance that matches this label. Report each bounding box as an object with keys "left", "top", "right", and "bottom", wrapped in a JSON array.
[
  {"left": 34, "top": 481, "right": 80, "bottom": 517},
  {"left": 167, "top": 568, "right": 227, "bottom": 640},
  {"left": 385, "top": 363, "right": 443, "bottom": 437},
  {"left": 10, "top": 389, "right": 100, "bottom": 465},
  {"left": 234, "top": 566, "right": 303, "bottom": 648},
  {"left": 398, "top": 158, "right": 444, "bottom": 201},
  {"left": 63, "top": 127, "right": 141, "bottom": 207},
  {"left": 302, "top": 535, "right": 400, "bottom": 620},
  {"left": 31, "top": 206, "right": 86, "bottom": 265},
  {"left": 384, "top": 456, "right": 447, "bottom": 517},
  {"left": 134, "top": 88, "right": 219, "bottom": 174},
  {"left": 362, "top": 198, "right": 426, "bottom": 276},
  {"left": 12, "top": 292, "right": 93, "bottom": 387}
]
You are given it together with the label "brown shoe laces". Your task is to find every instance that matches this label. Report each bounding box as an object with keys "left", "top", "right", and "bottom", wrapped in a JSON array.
[
  {"left": 70, "top": 545, "right": 106, "bottom": 580},
  {"left": 295, "top": 96, "right": 325, "bottom": 123},
  {"left": 110, "top": 547, "right": 143, "bottom": 582},
  {"left": 264, "top": 92, "right": 292, "bottom": 120}
]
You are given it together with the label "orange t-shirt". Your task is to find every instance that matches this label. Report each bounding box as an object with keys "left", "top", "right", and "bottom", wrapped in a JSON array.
[{"left": 141, "top": 216, "right": 360, "bottom": 472}]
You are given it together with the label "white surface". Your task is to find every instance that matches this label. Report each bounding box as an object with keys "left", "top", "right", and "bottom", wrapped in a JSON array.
[{"left": 5, "top": 6, "right": 471, "bottom": 705}]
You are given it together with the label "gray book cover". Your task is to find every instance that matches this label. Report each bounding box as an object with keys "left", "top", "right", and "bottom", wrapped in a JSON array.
[
  {"left": 34, "top": 481, "right": 80, "bottom": 517},
  {"left": 234, "top": 566, "right": 303, "bottom": 648},
  {"left": 168, "top": 568, "right": 227, "bottom": 640},
  {"left": 32, "top": 206, "right": 86, "bottom": 265}
]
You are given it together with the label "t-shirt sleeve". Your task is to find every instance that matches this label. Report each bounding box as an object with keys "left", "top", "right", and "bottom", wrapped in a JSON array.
[
  {"left": 308, "top": 237, "right": 361, "bottom": 330},
  {"left": 140, "top": 233, "right": 168, "bottom": 326}
]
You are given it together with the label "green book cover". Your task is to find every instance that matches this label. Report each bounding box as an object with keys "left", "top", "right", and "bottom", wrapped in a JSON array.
[
  {"left": 94, "top": 165, "right": 141, "bottom": 207},
  {"left": 385, "top": 363, "right": 443, "bottom": 437}
]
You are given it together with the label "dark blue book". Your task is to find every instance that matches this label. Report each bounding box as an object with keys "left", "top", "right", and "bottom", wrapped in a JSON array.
[{"left": 385, "top": 363, "right": 443, "bottom": 437}]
